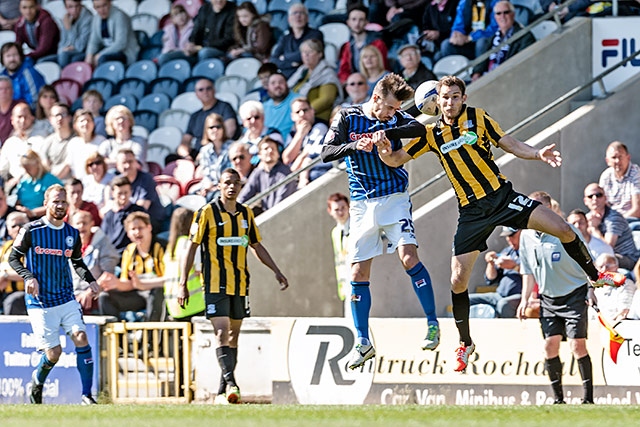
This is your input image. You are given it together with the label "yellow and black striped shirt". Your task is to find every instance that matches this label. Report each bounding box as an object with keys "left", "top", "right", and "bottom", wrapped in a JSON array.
[
  {"left": 189, "top": 199, "right": 261, "bottom": 296},
  {"left": 404, "top": 105, "right": 507, "bottom": 207},
  {"left": 120, "top": 240, "right": 165, "bottom": 280}
]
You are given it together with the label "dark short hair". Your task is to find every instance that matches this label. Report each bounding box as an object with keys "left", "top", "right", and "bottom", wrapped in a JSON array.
[
  {"left": 327, "top": 192, "right": 349, "bottom": 208},
  {"left": 220, "top": 168, "right": 241, "bottom": 181},
  {"left": 437, "top": 75, "right": 466, "bottom": 97},
  {"left": 347, "top": 2, "right": 369, "bottom": 17},
  {"left": 374, "top": 73, "right": 414, "bottom": 102},
  {"left": 1, "top": 43, "right": 24, "bottom": 67},
  {"left": 257, "top": 62, "right": 278, "bottom": 76}
]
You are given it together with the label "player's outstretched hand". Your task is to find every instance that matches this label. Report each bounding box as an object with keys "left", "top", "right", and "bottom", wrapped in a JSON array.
[{"left": 538, "top": 143, "right": 562, "bottom": 167}]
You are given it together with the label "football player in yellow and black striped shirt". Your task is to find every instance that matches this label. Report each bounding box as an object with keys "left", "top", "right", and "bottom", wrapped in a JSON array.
[
  {"left": 374, "top": 75, "right": 601, "bottom": 372},
  {"left": 178, "top": 168, "right": 288, "bottom": 404}
]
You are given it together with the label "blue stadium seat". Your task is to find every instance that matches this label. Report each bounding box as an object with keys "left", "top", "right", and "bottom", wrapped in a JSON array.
[
  {"left": 247, "top": 0, "right": 268, "bottom": 14},
  {"left": 149, "top": 77, "right": 181, "bottom": 98},
  {"left": 93, "top": 61, "right": 125, "bottom": 84},
  {"left": 149, "top": 30, "right": 164, "bottom": 47},
  {"left": 269, "top": 10, "right": 289, "bottom": 34},
  {"left": 104, "top": 93, "right": 138, "bottom": 113},
  {"left": 182, "top": 76, "right": 200, "bottom": 93},
  {"left": 137, "top": 93, "right": 171, "bottom": 114},
  {"left": 225, "top": 57, "right": 261, "bottom": 78},
  {"left": 134, "top": 30, "right": 150, "bottom": 50},
  {"left": 126, "top": 59, "right": 158, "bottom": 81},
  {"left": 116, "top": 77, "right": 148, "bottom": 99},
  {"left": 307, "top": 0, "right": 335, "bottom": 14},
  {"left": 159, "top": 59, "right": 191, "bottom": 82},
  {"left": 83, "top": 78, "right": 115, "bottom": 99},
  {"left": 191, "top": 58, "right": 225, "bottom": 81},
  {"left": 133, "top": 110, "right": 159, "bottom": 133},
  {"left": 307, "top": 10, "right": 325, "bottom": 29},
  {"left": 268, "top": 0, "right": 296, "bottom": 12}
]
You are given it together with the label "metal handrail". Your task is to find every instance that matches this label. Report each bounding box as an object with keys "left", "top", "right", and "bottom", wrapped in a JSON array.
[{"left": 408, "top": 48, "right": 640, "bottom": 198}]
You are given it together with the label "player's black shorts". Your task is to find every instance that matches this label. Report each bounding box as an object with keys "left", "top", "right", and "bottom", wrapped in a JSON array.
[
  {"left": 204, "top": 293, "right": 251, "bottom": 320},
  {"left": 539, "top": 284, "right": 589, "bottom": 340},
  {"left": 453, "top": 182, "right": 541, "bottom": 255}
]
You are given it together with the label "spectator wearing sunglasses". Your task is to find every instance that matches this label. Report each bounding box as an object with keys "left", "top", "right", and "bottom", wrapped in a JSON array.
[
  {"left": 342, "top": 72, "right": 369, "bottom": 106},
  {"left": 584, "top": 182, "right": 639, "bottom": 271},
  {"left": 197, "top": 113, "right": 232, "bottom": 198}
]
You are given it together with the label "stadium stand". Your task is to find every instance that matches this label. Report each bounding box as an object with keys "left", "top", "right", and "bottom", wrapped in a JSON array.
[
  {"left": 149, "top": 77, "right": 181, "bottom": 98},
  {"left": 93, "top": 61, "right": 126, "bottom": 84},
  {"left": 116, "top": 77, "right": 148, "bottom": 100}
]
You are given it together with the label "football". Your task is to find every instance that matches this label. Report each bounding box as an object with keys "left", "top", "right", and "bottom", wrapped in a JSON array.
[{"left": 414, "top": 80, "right": 439, "bottom": 116}]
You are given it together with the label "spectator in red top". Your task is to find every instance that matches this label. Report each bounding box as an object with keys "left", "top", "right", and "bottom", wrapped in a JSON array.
[
  {"left": 14, "top": 0, "right": 60, "bottom": 62},
  {"left": 338, "top": 3, "right": 389, "bottom": 83},
  {"left": 65, "top": 178, "right": 102, "bottom": 227}
]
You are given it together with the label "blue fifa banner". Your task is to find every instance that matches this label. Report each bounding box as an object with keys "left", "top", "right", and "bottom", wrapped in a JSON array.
[
  {"left": 0, "top": 318, "right": 100, "bottom": 404},
  {"left": 592, "top": 17, "right": 640, "bottom": 96}
]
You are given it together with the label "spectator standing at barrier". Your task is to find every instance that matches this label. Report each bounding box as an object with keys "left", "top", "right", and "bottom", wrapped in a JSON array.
[
  {"left": 85, "top": 0, "right": 139, "bottom": 67},
  {"left": 14, "top": 0, "right": 60, "bottom": 63},
  {"left": 178, "top": 78, "right": 238, "bottom": 160},
  {"left": 185, "top": 0, "right": 236, "bottom": 61},
  {"left": 517, "top": 191, "right": 595, "bottom": 405},
  {"left": 583, "top": 182, "right": 640, "bottom": 271},
  {"left": 98, "top": 211, "right": 166, "bottom": 322},
  {"left": 327, "top": 192, "right": 351, "bottom": 304},
  {"left": 238, "top": 136, "right": 298, "bottom": 215},
  {"left": 158, "top": 4, "right": 194, "bottom": 66},
  {"left": 321, "top": 73, "right": 440, "bottom": 371},
  {"left": 471, "top": 1, "right": 536, "bottom": 81},
  {"left": 599, "top": 141, "right": 640, "bottom": 230},
  {"left": 70, "top": 210, "right": 118, "bottom": 315},
  {"left": 338, "top": 3, "right": 389, "bottom": 83},
  {"left": 0, "top": 211, "right": 28, "bottom": 315},
  {"left": 0, "top": 42, "right": 45, "bottom": 109},
  {"left": 178, "top": 167, "right": 288, "bottom": 404},
  {"left": 270, "top": 4, "right": 324, "bottom": 79},
  {"left": 0, "top": 75, "right": 18, "bottom": 143},
  {"left": 56, "top": 0, "right": 93, "bottom": 68},
  {"left": 374, "top": 75, "right": 609, "bottom": 373},
  {"left": 468, "top": 227, "right": 522, "bottom": 318},
  {"left": 9, "top": 184, "right": 99, "bottom": 404}
]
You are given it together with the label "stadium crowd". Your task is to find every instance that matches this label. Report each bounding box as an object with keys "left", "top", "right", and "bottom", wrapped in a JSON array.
[{"left": 0, "top": 0, "right": 638, "bottom": 323}]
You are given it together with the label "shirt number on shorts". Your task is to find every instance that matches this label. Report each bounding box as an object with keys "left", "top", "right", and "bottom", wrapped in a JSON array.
[{"left": 400, "top": 218, "right": 415, "bottom": 234}]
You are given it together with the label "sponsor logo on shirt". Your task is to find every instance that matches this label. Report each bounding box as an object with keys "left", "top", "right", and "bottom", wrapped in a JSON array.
[
  {"left": 217, "top": 236, "right": 249, "bottom": 247},
  {"left": 440, "top": 131, "right": 478, "bottom": 154},
  {"left": 34, "top": 246, "right": 72, "bottom": 257}
]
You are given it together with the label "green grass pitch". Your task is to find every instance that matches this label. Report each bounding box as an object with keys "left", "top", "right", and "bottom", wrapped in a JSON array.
[{"left": 1, "top": 404, "right": 639, "bottom": 427}]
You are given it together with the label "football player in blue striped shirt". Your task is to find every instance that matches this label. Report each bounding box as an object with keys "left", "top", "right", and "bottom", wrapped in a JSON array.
[
  {"left": 322, "top": 73, "right": 440, "bottom": 370},
  {"left": 9, "top": 184, "right": 100, "bottom": 405}
]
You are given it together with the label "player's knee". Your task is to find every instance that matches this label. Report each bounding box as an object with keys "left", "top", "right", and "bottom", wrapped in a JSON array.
[
  {"left": 47, "top": 346, "right": 63, "bottom": 363},
  {"left": 72, "top": 331, "right": 89, "bottom": 347},
  {"left": 450, "top": 274, "right": 468, "bottom": 293}
]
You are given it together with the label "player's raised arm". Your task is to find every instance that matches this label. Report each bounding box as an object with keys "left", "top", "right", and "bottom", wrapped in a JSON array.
[
  {"left": 375, "top": 133, "right": 413, "bottom": 167},
  {"left": 498, "top": 135, "right": 562, "bottom": 167}
]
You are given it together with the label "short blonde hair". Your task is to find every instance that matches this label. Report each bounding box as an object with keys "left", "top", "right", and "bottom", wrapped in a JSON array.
[{"left": 105, "top": 105, "right": 134, "bottom": 136}]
